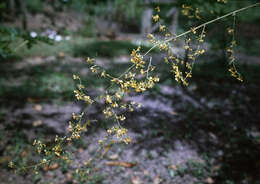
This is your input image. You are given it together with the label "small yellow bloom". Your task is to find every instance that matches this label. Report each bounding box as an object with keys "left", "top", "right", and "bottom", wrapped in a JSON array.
[
  {"left": 42, "top": 159, "right": 47, "bottom": 164},
  {"left": 119, "top": 115, "right": 126, "bottom": 121},
  {"left": 84, "top": 96, "right": 93, "bottom": 104},
  {"left": 123, "top": 137, "right": 131, "bottom": 144},
  {"left": 8, "top": 161, "right": 14, "bottom": 168},
  {"left": 227, "top": 28, "right": 234, "bottom": 35},
  {"left": 87, "top": 57, "right": 93, "bottom": 64},
  {"left": 105, "top": 95, "right": 112, "bottom": 104},
  {"left": 107, "top": 129, "right": 112, "bottom": 134},
  {"left": 152, "top": 14, "right": 160, "bottom": 22},
  {"left": 101, "top": 71, "right": 106, "bottom": 78},
  {"left": 159, "top": 25, "right": 166, "bottom": 32},
  {"left": 115, "top": 92, "right": 121, "bottom": 99},
  {"left": 191, "top": 27, "right": 197, "bottom": 34},
  {"left": 112, "top": 102, "right": 118, "bottom": 108},
  {"left": 73, "top": 74, "right": 79, "bottom": 80}
]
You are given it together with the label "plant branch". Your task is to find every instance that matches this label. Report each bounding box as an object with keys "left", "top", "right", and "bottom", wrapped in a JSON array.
[{"left": 144, "top": 2, "right": 260, "bottom": 56}]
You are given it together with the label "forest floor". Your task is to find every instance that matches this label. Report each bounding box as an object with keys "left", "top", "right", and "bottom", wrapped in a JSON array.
[{"left": 0, "top": 37, "right": 260, "bottom": 184}]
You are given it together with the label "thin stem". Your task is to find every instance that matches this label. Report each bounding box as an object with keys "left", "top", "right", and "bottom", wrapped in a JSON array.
[
  {"left": 232, "top": 13, "right": 236, "bottom": 42},
  {"left": 144, "top": 2, "right": 260, "bottom": 56},
  {"left": 13, "top": 40, "right": 28, "bottom": 52},
  {"left": 81, "top": 2, "right": 259, "bottom": 123},
  {"left": 146, "top": 57, "right": 152, "bottom": 79}
]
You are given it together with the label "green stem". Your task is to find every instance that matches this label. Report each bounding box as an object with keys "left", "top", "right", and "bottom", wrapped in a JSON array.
[
  {"left": 144, "top": 2, "right": 260, "bottom": 56},
  {"left": 13, "top": 40, "right": 28, "bottom": 52}
]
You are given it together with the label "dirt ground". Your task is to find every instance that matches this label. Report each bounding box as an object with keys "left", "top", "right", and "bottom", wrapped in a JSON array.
[{"left": 1, "top": 51, "right": 260, "bottom": 184}]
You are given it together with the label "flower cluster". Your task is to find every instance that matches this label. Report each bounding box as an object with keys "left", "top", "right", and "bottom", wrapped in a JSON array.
[
  {"left": 76, "top": 51, "right": 159, "bottom": 146},
  {"left": 181, "top": 4, "right": 201, "bottom": 19},
  {"left": 9, "top": 1, "right": 254, "bottom": 180},
  {"left": 107, "top": 126, "right": 131, "bottom": 144},
  {"left": 148, "top": 12, "right": 207, "bottom": 86},
  {"left": 226, "top": 15, "right": 243, "bottom": 82},
  {"left": 73, "top": 74, "right": 94, "bottom": 104},
  {"left": 217, "top": 0, "right": 228, "bottom": 3},
  {"left": 67, "top": 114, "right": 89, "bottom": 140},
  {"left": 130, "top": 46, "right": 146, "bottom": 68}
]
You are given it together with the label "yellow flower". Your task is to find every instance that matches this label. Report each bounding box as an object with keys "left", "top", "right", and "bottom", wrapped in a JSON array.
[
  {"left": 73, "top": 74, "right": 79, "bottom": 80},
  {"left": 191, "top": 27, "right": 197, "bottom": 34},
  {"left": 107, "top": 129, "right": 113, "bottom": 134},
  {"left": 159, "top": 25, "right": 166, "bottom": 32},
  {"left": 42, "top": 159, "right": 47, "bottom": 164},
  {"left": 140, "top": 69, "right": 145, "bottom": 75},
  {"left": 147, "top": 33, "right": 154, "bottom": 40},
  {"left": 115, "top": 92, "right": 121, "bottom": 99},
  {"left": 77, "top": 84, "right": 85, "bottom": 89},
  {"left": 164, "top": 57, "right": 169, "bottom": 63},
  {"left": 227, "top": 28, "right": 234, "bottom": 35},
  {"left": 84, "top": 96, "right": 93, "bottom": 104},
  {"left": 119, "top": 115, "right": 126, "bottom": 121},
  {"left": 87, "top": 57, "right": 93, "bottom": 64},
  {"left": 8, "top": 161, "right": 14, "bottom": 168},
  {"left": 152, "top": 14, "right": 160, "bottom": 22},
  {"left": 123, "top": 137, "right": 131, "bottom": 144},
  {"left": 90, "top": 66, "right": 98, "bottom": 73},
  {"left": 103, "top": 107, "right": 112, "bottom": 118},
  {"left": 101, "top": 70, "right": 106, "bottom": 78},
  {"left": 112, "top": 102, "right": 118, "bottom": 108},
  {"left": 105, "top": 95, "right": 112, "bottom": 104}
]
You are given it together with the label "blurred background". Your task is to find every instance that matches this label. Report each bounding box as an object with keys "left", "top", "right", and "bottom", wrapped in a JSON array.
[{"left": 0, "top": 0, "right": 260, "bottom": 183}]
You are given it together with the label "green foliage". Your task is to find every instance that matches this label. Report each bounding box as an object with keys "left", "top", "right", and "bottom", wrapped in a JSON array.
[
  {"left": 25, "top": 0, "right": 44, "bottom": 14},
  {"left": 114, "top": 0, "right": 142, "bottom": 25},
  {"left": 0, "top": 26, "right": 53, "bottom": 60},
  {"left": 73, "top": 40, "right": 158, "bottom": 57},
  {"left": 12, "top": 36, "right": 82, "bottom": 58},
  {"left": 0, "top": 68, "right": 74, "bottom": 100},
  {"left": 0, "top": 26, "right": 18, "bottom": 58},
  {"left": 0, "top": 1, "right": 8, "bottom": 19},
  {"left": 77, "top": 17, "right": 96, "bottom": 37}
]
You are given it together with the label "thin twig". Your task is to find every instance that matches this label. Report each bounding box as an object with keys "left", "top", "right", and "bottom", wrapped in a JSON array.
[
  {"left": 13, "top": 40, "right": 28, "bottom": 52},
  {"left": 144, "top": 3, "right": 260, "bottom": 56}
]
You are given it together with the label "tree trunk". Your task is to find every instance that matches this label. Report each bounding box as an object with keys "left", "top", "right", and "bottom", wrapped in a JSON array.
[
  {"left": 9, "top": 0, "right": 16, "bottom": 17},
  {"left": 169, "top": 8, "right": 179, "bottom": 35},
  {"left": 141, "top": 8, "right": 153, "bottom": 36},
  {"left": 19, "top": 0, "right": 28, "bottom": 30}
]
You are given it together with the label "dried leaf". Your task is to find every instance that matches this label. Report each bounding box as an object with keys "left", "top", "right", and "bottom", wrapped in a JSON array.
[
  {"left": 153, "top": 175, "right": 162, "bottom": 184},
  {"left": 78, "top": 148, "right": 84, "bottom": 153},
  {"left": 58, "top": 52, "right": 65, "bottom": 58},
  {"left": 0, "top": 156, "right": 10, "bottom": 164},
  {"left": 131, "top": 176, "right": 143, "bottom": 184},
  {"left": 43, "top": 163, "right": 59, "bottom": 171},
  {"left": 142, "top": 169, "right": 149, "bottom": 175},
  {"left": 108, "top": 154, "right": 119, "bottom": 160},
  {"left": 205, "top": 177, "right": 214, "bottom": 184},
  {"left": 34, "top": 104, "right": 42, "bottom": 112},
  {"left": 27, "top": 97, "right": 40, "bottom": 103},
  {"left": 21, "top": 151, "right": 28, "bottom": 157},
  {"left": 33, "top": 120, "right": 42, "bottom": 127},
  {"left": 106, "top": 161, "right": 138, "bottom": 168},
  {"left": 168, "top": 164, "right": 178, "bottom": 170},
  {"left": 213, "top": 165, "right": 221, "bottom": 170},
  {"left": 65, "top": 173, "right": 73, "bottom": 181},
  {"left": 171, "top": 111, "right": 178, "bottom": 115}
]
